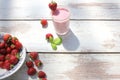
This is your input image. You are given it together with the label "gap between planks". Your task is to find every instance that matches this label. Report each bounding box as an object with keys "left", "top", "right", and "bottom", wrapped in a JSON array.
[
  {"left": 26, "top": 52, "right": 120, "bottom": 54},
  {"left": 0, "top": 19, "right": 120, "bottom": 21}
]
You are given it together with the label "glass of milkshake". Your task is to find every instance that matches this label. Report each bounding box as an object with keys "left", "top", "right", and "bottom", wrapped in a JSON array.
[{"left": 52, "top": 7, "right": 70, "bottom": 35}]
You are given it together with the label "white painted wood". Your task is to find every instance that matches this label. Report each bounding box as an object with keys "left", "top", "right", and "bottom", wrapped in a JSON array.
[
  {"left": 2, "top": 54, "right": 120, "bottom": 80},
  {"left": 0, "top": 0, "right": 120, "bottom": 80},
  {"left": 0, "top": 21, "right": 120, "bottom": 52},
  {"left": 0, "top": 0, "right": 120, "bottom": 19}
]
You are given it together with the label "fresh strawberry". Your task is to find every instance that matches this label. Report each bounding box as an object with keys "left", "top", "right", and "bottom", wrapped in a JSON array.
[
  {"left": 26, "top": 60, "right": 34, "bottom": 68},
  {"left": 0, "top": 55, "right": 5, "bottom": 61},
  {"left": 10, "top": 44, "right": 15, "bottom": 49},
  {"left": 15, "top": 41, "right": 22, "bottom": 50},
  {"left": 11, "top": 49, "right": 19, "bottom": 56},
  {"left": 3, "top": 60, "right": 13, "bottom": 70},
  {"left": 11, "top": 37, "right": 18, "bottom": 44},
  {"left": 10, "top": 55, "right": 19, "bottom": 65},
  {"left": 38, "top": 71, "right": 46, "bottom": 78},
  {"left": 5, "top": 54, "right": 11, "bottom": 60},
  {"left": 0, "top": 48, "right": 7, "bottom": 55},
  {"left": 39, "top": 78, "right": 47, "bottom": 80},
  {"left": 34, "top": 59, "right": 42, "bottom": 67},
  {"left": 29, "top": 52, "right": 38, "bottom": 60},
  {"left": 0, "top": 42, "right": 5, "bottom": 48},
  {"left": 27, "top": 67, "right": 36, "bottom": 76},
  {"left": 6, "top": 47, "right": 11, "bottom": 53},
  {"left": 0, "top": 61, "right": 4, "bottom": 68},
  {"left": 46, "top": 33, "right": 53, "bottom": 42},
  {"left": 41, "top": 19, "right": 48, "bottom": 27},
  {"left": 3, "top": 34, "right": 12, "bottom": 43},
  {"left": 49, "top": 1, "right": 57, "bottom": 11}
]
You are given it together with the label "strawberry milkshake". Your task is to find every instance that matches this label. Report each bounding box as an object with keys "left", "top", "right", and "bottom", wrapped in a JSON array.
[{"left": 52, "top": 7, "right": 70, "bottom": 35}]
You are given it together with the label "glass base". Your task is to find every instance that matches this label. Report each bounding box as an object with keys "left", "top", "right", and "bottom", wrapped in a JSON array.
[{"left": 56, "top": 29, "right": 70, "bottom": 36}]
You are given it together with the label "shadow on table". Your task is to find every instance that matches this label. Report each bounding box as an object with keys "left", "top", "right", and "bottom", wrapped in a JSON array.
[{"left": 59, "top": 29, "right": 80, "bottom": 51}]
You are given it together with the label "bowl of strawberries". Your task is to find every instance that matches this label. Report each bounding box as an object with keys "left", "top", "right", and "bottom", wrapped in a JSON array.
[{"left": 0, "top": 32, "right": 26, "bottom": 79}]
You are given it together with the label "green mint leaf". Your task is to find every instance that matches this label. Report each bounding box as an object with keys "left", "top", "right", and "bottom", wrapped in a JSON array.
[
  {"left": 51, "top": 43, "right": 57, "bottom": 50},
  {"left": 53, "top": 37, "right": 62, "bottom": 45}
]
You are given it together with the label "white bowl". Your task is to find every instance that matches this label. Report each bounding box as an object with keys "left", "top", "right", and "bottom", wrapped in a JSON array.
[{"left": 0, "top": 33, "right": 26, "bottom": 79}]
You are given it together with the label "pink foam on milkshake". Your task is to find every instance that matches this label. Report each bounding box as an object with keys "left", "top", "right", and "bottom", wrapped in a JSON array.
[{"left": 52, "top": 7, "right": 70, "bottom": 35}]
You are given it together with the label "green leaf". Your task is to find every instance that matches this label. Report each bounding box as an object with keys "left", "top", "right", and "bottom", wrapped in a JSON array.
[
  {"left": 53, "top": 37, "right": 62, "bottom": 45},
  {"left": 49, "top": 36, "right": 53, "bottom": 43},
  {"left": 51, "top": 43, "right": 57, "bottom": 50}
]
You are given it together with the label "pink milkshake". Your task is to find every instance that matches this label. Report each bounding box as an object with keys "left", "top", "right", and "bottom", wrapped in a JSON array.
[{"left": 52, "top": 7, "right": 70, "bottom": 35}]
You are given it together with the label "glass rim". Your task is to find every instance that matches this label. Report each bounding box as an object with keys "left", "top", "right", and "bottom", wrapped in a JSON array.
[{"left": 52, "top": 7, "right": 70, "bottom": 22}]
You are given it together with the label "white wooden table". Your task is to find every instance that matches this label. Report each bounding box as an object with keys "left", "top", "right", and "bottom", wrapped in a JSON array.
[{"left": 0, "top": 0, "right": 120, "bottom": 80}]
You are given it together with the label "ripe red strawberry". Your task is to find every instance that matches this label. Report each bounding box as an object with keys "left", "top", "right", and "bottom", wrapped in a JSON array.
[
  {"left": 29, "top": 52, "right": 38, "bottom": 60},
  {"left": 3, "top": 60, "right": 13, "bottom": 70},
  {"left": 0, "top": 42, "right": 5, "bottom": 48},
  {"left": 3, "top": 34, "right": 12, "bottom": 43},
  {"left": 15, "top": 41, "right": 22, "bottom": 50},
  {"left": 0, "top": 61, "right": 4, "bottom": 68},
  {"left": 38, "top": 71, "right": 46, "bottom": 78},
  {"left": 34, "top": 59, "right": 42, "bottom": 67},
  {"left": 6, "top": 47, "right": 11, "bottom": 53},
  {"left": 11, "top": 49, "right": 19, "bottom": 56},
  {"left": 40, "top": 78, "right": 47, "bottom": 80},
  {"left": 0, "top": 55, "right": 5, "bottom": 61},
  {"left": 41, "top": 19, "right": 48, "bottom": 27},
  {"left": 0, "top": 48, "right": 7, "bottom": 55},
  {"left": 11, "top": 37, "right": 18, "bottom": 44},
  {"left": 5, "top": 54, "right": 11, "bottom": 60},
  {"left": 10, "top": 55, "right": 19, "bottom": 65},
  {"left": 49, "top": 1, "right": 57, "bottom": 11},
  {"left": 27, "top": 67, "right": 36, "bottom": 76},
  {"left": 26, "top": 60, "right": 34, "bottom": 68},
  {"left": 46, "top": 33, "right": 53, "bottom": 42},
  {"left": 10, "top": 44, "right": 15, "bottom": 49}
]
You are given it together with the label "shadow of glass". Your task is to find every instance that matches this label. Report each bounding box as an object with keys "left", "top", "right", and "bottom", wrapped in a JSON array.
[{"left": 59, "top": 29, "right": 80, "bottom": 51}]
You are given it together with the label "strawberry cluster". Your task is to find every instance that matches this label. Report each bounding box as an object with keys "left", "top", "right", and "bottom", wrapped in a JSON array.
[
  {"left": 0, "top": 33, "right": 23, "bottom": 70},
  {"left": 26, "top": 52, "right": 47, "bottom": 80}
]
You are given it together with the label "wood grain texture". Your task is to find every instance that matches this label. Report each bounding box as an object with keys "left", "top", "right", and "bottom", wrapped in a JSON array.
[
  {"left": 0, "top": 0, "right": 120, "bottom": 19},
  {"left": 2, "top": 53, "right": 120, "bottom": 80},
  {"left": 0, "top": 0, "right": 120, "bottom": 80},
  {"left": 0, "top": 21, "right": 120, "bottom": 52}
]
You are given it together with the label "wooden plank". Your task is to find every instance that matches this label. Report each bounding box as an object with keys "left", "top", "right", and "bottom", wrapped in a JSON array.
[
  {"left": 2, "top": 53, "right": 120, "bottom": 80},
  {"left": 0, "top": 0, "right": 120, "bottom": 19},
  {"left": 0, "top": 21, "right": 120, "bottom": 52}
]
